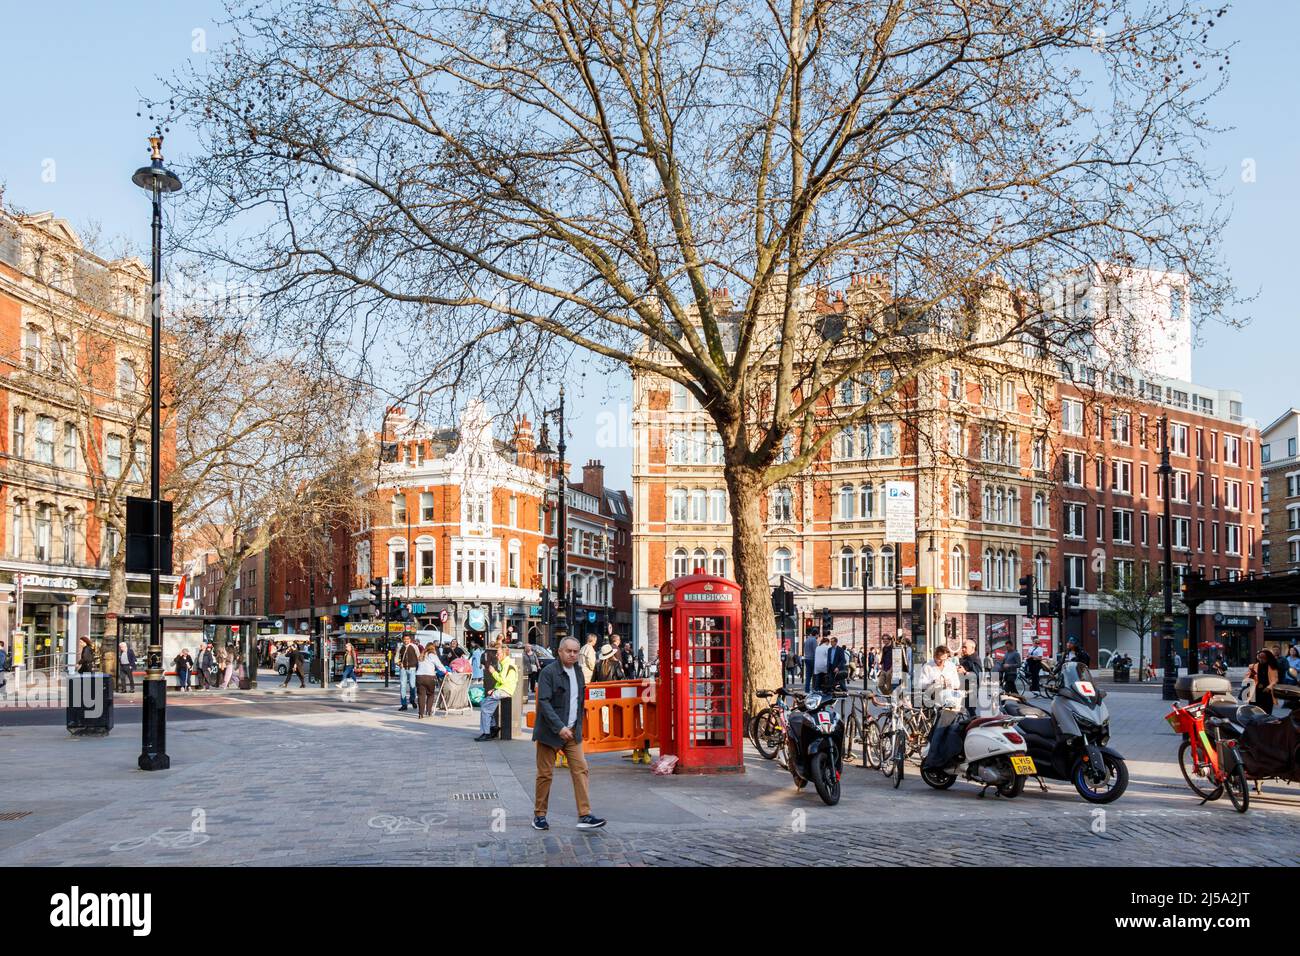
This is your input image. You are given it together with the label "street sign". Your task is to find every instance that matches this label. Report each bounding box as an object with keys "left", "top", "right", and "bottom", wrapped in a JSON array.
[
  {"left": 884, "top": 480, "right": 916, "bottom": 543},
  {"left": 340, "top": 604, "right": 349, "bottom": 618},
  {"left": 440, "top": 609, "right": 449, "bottom": 624}
]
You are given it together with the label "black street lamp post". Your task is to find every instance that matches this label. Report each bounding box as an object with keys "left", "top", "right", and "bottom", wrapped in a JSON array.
[
  {"left": 537, "top": 387, "right": 568, "bottom": 653},
  {"left": 132, "top": 133, "right": 180, "bottom": 772},
  {"left": 1158, "top": 415, "right": 1178, "bottom": 701}
]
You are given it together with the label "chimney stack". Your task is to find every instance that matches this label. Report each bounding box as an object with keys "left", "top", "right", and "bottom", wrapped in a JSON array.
[{"left": 582, "top": 459, "right": 605, "bottom": 497}]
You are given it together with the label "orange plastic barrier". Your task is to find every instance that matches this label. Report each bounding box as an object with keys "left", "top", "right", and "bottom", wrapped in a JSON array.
[{"left": 525, "top": 680, "right": 659, "bottom": 758}]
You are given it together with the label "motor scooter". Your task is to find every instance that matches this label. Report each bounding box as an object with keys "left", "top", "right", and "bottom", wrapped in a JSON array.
[
  {"left": 920, "top": 703, "right": 1035, "bottom": 797},
  {"left": 782, "top": 690, "right": 846, "bottom": 805},
  {"left": 1000, "top": 662, "right": 1128, "bottom": 803}
]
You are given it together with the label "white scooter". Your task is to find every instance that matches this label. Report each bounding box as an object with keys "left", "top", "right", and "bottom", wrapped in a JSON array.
[{"left": 919, "top": 699, "right": 1037, "bottom": 797}]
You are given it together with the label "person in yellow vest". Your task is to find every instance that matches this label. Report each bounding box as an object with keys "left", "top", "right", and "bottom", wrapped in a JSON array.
[{"left": 475, "top": 644, "right": 519, "bottom": 741}]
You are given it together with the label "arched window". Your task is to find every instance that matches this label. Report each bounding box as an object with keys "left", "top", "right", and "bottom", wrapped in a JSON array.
[
  {"left": 950, "top": 545, "right": 965, "bottom": 589},
  {"left": 537, "top": 545, "right": 548, "bottom": 582},
  {"left": 708, "top": 488, "right": 728, "bottom": 523},
  {"left": 994, "top": 487, "right": 1004, "bottom": 524},
  {"left": 1006, "top": 550, "right": 1018, "bottom": 591},
  {"left": 671, "top": 548, "right": 689, "bottom": 578},
  {"left": 993, "top": 550, "right": 1005, "bottom": 591},
  {"left": 983, "top": 548, "right": 993, "bottom": 588},
  {"left": 772, "top": 548, "right": 792, "bottom": 575},
  {"left": 839, "top": 484, "right": 854, "bottom": 520},
  {"left": 1006, "top": 488, "right": 1019, "bottom": 526},
  {"left": 861, "top": 547, "right": 875, "bottom": 588},
  {"left": 838, "top": 547, "right": 856, "bottom": 589},
  {"left": 689, "top": 488, "right": 707, "bottom": 522},
  {"left": 880, "top": 545, "right": 895, "bottom": 585},
  {"left": 710, "top": 549, "right": 727, "bottom": 577},
  {"left": 859, "top": 483, "right": 873, "bottom": 518},
  {"left": 982, "top": 486, "right": 992, "bottom": 520},
  {"left": 860, "top": 422, "right": 876, "bottom": 457},
  {"left": 1035, "top": 551, "right": 1048, "bottom": 584},
  {"left": 670, "top": 487, "right": 688, "bottom": 521},
  {"left": 838, "top": 379, "right": 855, "bottom": 405},
  {"left": 691, "top": 548, "right": 708, "bottom": 573},
  {"left": 1033, "top": 492, "right": 1047, "bottom": 529}
]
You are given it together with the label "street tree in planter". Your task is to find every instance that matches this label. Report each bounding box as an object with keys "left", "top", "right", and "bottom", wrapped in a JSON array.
[{"left": 168, "top": 0, "right": 1236, "bottom": 712}]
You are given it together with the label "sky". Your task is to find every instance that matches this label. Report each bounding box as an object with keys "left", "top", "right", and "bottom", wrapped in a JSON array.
[{"left": 2, "top": 1, "right": 1297, "bottom": 490}]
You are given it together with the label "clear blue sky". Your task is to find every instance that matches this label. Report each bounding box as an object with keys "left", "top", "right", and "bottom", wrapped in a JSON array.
[{"left": 2, "top": 1, "right": 1297, "bottom": 492}]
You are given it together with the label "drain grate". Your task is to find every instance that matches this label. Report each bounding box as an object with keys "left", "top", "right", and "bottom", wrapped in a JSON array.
[
  {"left": 0, "top": 811, "right": 33, "bottom": 821},
  {"left": 450, "top": 791, "right": 499, "bottom": 801}
]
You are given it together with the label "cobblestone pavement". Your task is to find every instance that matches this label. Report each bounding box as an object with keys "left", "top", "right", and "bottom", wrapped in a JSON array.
[{"left": 1, "top": 685, "right": 1296, "bottom": 866}]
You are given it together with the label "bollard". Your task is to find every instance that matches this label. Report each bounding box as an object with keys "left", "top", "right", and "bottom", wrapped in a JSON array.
[{"left": 499, "top": 694, "right": 513, "bottom": 741}]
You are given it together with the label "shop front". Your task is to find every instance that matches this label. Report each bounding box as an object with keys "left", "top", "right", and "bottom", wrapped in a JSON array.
[{"left": 1207, "top": 614, "right": 1257, "bottom": 668}]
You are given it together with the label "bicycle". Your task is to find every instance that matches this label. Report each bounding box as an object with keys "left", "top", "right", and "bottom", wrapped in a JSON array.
[
  {"left": 866, "top": 688, "right": 908, "bottom": 787},
  {"left": 751, "top": 687, "right": 798, "bottom": 760},
  {"left": 840, "top": 689, "right": 872, "bottom": 766},
  {"left": 1165, "top": 691, "right": 1249, "bottom": 812}
]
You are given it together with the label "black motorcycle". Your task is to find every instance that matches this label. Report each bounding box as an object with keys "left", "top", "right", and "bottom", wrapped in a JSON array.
[
  {"left": 782, "top": 690, "right": 846, "bottom": 805},
  {"left": 999, "top": 663, "right": 1128, "bottom": 803}
]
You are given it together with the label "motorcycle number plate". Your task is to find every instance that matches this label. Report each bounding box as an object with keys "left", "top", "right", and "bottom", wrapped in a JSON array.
[
  {"left": 816, "top": 711, "right": 832, "bottom": 726},
  {"left": 1010, "top": 755, "right": 1037, "bottom": 775}
]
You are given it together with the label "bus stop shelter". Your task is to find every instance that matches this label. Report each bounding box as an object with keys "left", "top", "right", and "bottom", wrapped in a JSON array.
[{"left": 113, "top": 615, "right": 271, "bottom": 689}]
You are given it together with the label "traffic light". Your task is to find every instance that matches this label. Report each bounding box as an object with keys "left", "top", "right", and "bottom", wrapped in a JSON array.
[
  {"left": 1065, "top": 586, "right": 1081, "bottom": 614},
  {"left": 390, "top": 597, "right": 403, "bottom": 618},
  {"left": 784, "top": 589, "right": 794, "bottom": 618},
  {"left": 821, "top": 610, "right": 833, "bottom": 635},
  {"left": 1017, "top": 574, "right": 1035, "bottom": 612},
  {"left": 771, "top": 585, "right": 783, "bottom": 617},
  {"left": 370, "top": 577, "right": 384, "bottom": 608},
  {"left": 1047, "top": 586, "right": 1062, "bottom": 617}
]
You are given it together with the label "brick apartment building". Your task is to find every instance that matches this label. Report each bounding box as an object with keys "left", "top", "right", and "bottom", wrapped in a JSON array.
[
  {"left": 632, "top": 273, "right": 1267, "bottom": 668},
  {"left": 1261, "top": 407, "right": 1300, "bottom": 650},
  {"left": 266, "top": 400, "right": 632, "bottom": 645},
  {"left": 0, "top": 208, "right": 177, "bottom": 670}
]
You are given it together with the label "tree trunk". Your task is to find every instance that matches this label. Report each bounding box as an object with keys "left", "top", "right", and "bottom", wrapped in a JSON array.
[
  {"left": 106, "top": 540, "right": 128, "bottom": 618},
  {"left": 725, "top": 464, "right": 783, "bottom": 718}
]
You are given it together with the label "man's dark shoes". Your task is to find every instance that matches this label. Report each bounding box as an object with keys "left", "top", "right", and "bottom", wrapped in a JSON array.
[
  {"left": 576, "top": 815, "right": 606, "bottom": 829},
  {"left": 473, "top": 733, "right": 494, "bottom": 741},
  {"left": 532, "top": 816, "right": 549, "bottom": 831}
]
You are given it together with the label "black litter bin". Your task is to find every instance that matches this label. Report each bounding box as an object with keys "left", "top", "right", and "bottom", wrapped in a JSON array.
[
  {"left": 1112, "top": 663, "right": 1131, "bottom": 684},
  {"left": 67, "top": 673, "right": 114, "bottom": 736}
]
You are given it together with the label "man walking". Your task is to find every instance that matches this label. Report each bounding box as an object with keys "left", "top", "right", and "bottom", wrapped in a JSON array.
[
  {"left": 532, "top": 636, "right": 605, "bottom": 831},
  {"left": 397, "top": 634, "right": 419, "bottom": 711},
  {"left": 579, "top": 633, "right": 597, "bottom": 685},
  {"left": 120, "top": 640, "right": 137, "bottom": 693},
  {"left": 283, "top": 643, "right": 308, "bottom": 688},
  {"left": 802, "top": 631, "right": 818, "bottom": 693},
  {"left": 999, "top": 640, "right": 1021, "bottom": 695},
  {"left": 476, "top": 644, "right": 519, "bottom": 741},
  {"left": 957, "top": 638, "right": 982, "bottom": 716}
]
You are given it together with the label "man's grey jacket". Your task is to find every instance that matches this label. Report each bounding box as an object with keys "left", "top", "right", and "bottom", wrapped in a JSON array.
[{"left": 533, "top": 661, "right": 585, "bottom": 748}]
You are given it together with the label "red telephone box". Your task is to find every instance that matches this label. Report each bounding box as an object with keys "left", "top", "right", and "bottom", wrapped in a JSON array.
[{"left": 657, "top": 573, "right": 744, "bottom": 774}]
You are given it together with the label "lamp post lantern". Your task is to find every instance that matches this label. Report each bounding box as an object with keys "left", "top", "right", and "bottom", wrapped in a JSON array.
[{"left": 131, "top": 133, "right": 181, "bottom": 771}]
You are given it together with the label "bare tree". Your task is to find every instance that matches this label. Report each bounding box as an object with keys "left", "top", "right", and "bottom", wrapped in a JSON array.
[
  {"left": 168, "top": 0, "right": 1234, "bottom": 708},
  {"left": 1097, "top": 565, "right": 1167, "bottom": 677}
]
